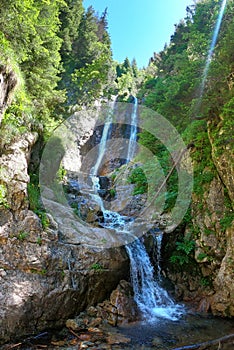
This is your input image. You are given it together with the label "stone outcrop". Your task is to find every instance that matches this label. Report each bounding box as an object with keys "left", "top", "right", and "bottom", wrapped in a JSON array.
[
  {"left": 211, "top": 223, "right": 234, "bottom": 316},
  {"left": 0, "top": 134, "right": 129, "bottom": 344},
  {"left": 0, "top": 64, "right": 18, "bottom": 124},
  {"left": 0, "top": 231, "right": 128, "bottom": 343},
  {"left": 97, "top": 280, "right": 139, "bottom": 326},
  {"left": 64, "top": 280, "right": 139, "bottom": 331}
]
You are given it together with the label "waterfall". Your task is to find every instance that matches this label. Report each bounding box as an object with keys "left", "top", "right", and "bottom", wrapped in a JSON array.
[
  {"left": 91, "top": 114, "right": 112, "bottom": 178},
  {"left": 86, "top": 97, "right": 183, "bottom": 322},
  {"left": 126, "top": 97, "right": 138, "bottom": 162},
  {"left": 126, "top": 238, "right": 183, "bottom": 321},
  {"left": 90, "top": 102, "right": 128, "bottom": 230}
]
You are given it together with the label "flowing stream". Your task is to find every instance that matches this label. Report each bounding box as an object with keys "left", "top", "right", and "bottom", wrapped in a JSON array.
[{"left": 89, "top": 97, "right": 183, "bottom": 322}]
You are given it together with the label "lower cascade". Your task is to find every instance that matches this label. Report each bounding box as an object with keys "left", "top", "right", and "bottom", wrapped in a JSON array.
[
  {"left": 90, "top": 173, "right": 184, "bottom": 322},
  {"left": 126, "top": 239, "right": 184, "bottom": 321}
]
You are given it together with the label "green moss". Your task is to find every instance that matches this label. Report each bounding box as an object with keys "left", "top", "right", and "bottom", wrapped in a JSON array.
[{"left": 204, "top": 228, "right": 216, "bottom": 236}]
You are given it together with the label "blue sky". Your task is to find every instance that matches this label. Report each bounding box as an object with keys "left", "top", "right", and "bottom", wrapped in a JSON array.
[{"left": 83, "top": 0, "right": 194, "bottom": 68}]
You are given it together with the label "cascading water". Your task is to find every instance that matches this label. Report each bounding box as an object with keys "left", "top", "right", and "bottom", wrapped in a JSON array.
[
  {"left": 126, "top": 235, "right": 183, "bottom": 321},
  {"left": 90, "top": 102, "right": 128, "bottom": 230},
  {"left": 88, "top": 97, "right": 183, "bottom": 322},
  {"left": 126, "top": 97, "right": 138, "bottom": 162},
  {"left": 91, "top": 115, "right": 112, "bottom": 178}
]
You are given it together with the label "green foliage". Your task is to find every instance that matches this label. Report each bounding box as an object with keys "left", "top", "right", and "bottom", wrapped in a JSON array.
[
  {"left": 56, "top": 165, "right": 67, "bottom": 182},
  {"left": 176, "top": 239, "right": 195, "bottom": 255},
  {"left": 31, "top": 268, "right": 47, "bottom": 275},
  {"left": 200, "top": 276, "right": 213, "bottom": 287},
  {"left": 128, "top": 167, "right": 148, "bottom": 195},
  {"left": 182, "top": 120, "right": 216, "bottom": 197},
  {"left": 59, "top": 4, "right": 113, "bottom": 106},
  {"left": 71, "top": 42, "right": 112, "bottom": 104},
  {"left": 0, "top": 0, "right": 65, "bottom": 124},
  {"left": 35, "top": 210, "right": 50, "bottom": 230},
  {"left": 27, "top": 175, "right": 50, "bottom": 229},
  {"left": 220, "top": 212, "right": 234, "bottom": 232},
  {"left": 17, "top": 231, "right": 29, "bottom": 241},
  {"left": 115, "top": 56, "right": 143, "bottom": 96},
  {"left": 170, "top": 237, "right": 195, "bottom": 266},
  {"left": 37, "top": 237, "right": 43, "bottom": 246},
  {"left": 197, "top": 252, "right": 208, "bottom": 261},
  {"left": 90, "top": 263, "right": 103, "bottom": 271},
  {"left": 139, "top": 0, "right": 234, "bottom": 139},
  {"left": 109, "top": 188, "right": 116, "bottom": 198},
  {"left": 27, "top": 182, "right": 41, "bottom": 212}
]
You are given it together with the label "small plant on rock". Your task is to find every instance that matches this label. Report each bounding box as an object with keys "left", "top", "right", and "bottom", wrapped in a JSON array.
[
  {"left": 90, "top": 263, "right": 103, "bottom": 271},
  {"left": 17, "top": 231, "right": 29, "bottom": 240}
]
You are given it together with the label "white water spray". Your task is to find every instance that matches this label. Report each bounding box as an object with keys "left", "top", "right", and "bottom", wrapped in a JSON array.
[{"left": 126, "top": 238, "right": 184, "bottom": 321}]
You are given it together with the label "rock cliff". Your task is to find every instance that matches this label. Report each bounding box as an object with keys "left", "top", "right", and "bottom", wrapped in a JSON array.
[
  {"left": 0, "top": 64, "right": 17, "bottom": 124},
  {"left": 163, "top": 116, "right": 234, "bottom": 317},
  {"left": 0, "top": 130, "right": 129, "bottom": 343},
  {"left": 0, "top": 67, "right": 129, "bottom": 344}
]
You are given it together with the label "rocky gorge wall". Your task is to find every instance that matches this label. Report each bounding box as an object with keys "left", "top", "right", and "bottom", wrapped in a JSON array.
[
  {"left": 163, "top": 116, "right": 234, "bottom": 317},
  {"left": 0, "top": 68, "right": 129, "bottom": 344}
]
